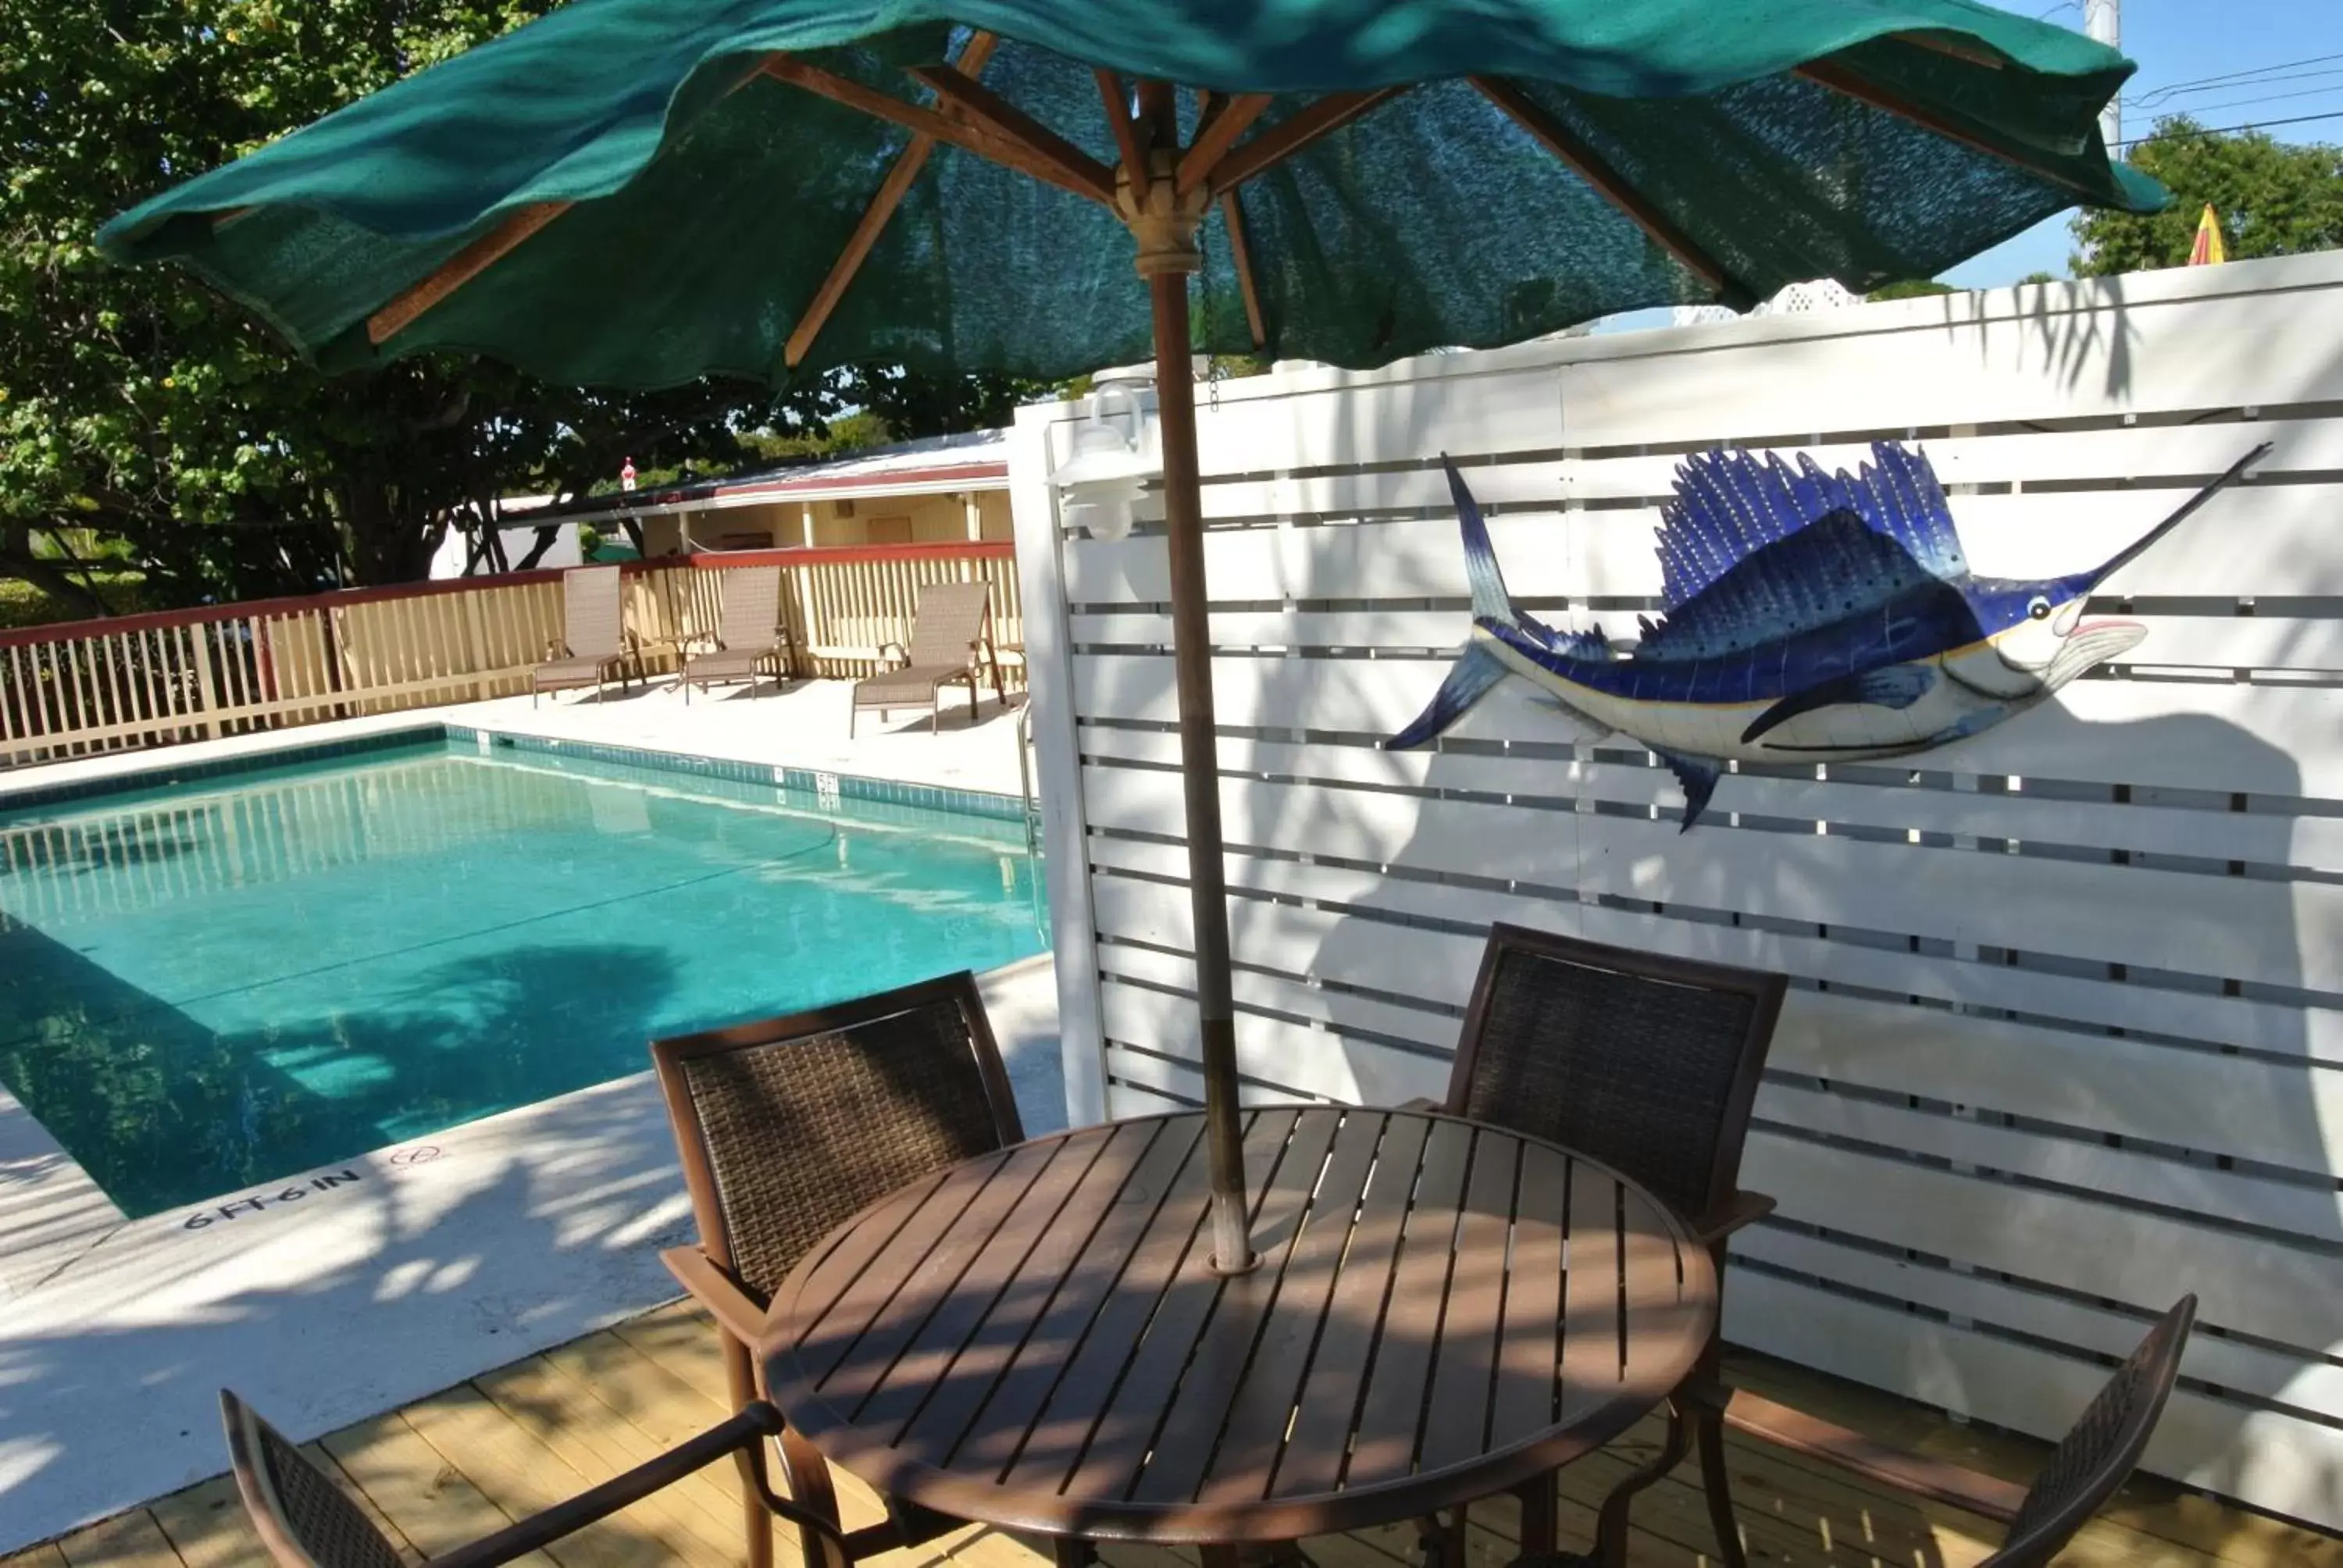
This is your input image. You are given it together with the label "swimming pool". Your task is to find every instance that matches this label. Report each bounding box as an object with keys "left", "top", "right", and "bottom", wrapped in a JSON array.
[{"left": 0, "top": 735, "right": 1048, "bottom": 1218}]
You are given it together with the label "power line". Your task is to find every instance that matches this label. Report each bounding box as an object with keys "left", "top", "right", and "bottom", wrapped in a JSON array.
[
  {"left": 2125, "top": 50, "right": 2343, "bottom": 103},
  {"left": 2158, "top": 82, "right": 2343, "bottom": 117},
  {"left": 2113, "top": 109, "right": 2343, "bottom": 150},
  {"left": 2125, "top": 65, "right": 2343, "bottom": 108}
]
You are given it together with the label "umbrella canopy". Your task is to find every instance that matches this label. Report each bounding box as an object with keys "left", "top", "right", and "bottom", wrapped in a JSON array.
[
  {"left": 100, "top": 0, "right": 2154, "bottom": 1274},
  {"left": 101, "top": 0, "right": 2156, "bottom": 390}
]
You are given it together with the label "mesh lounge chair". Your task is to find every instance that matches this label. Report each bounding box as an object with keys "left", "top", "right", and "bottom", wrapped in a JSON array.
[
  {"left": 679, "top": 565, "right": 795, "bottom": 703},
  {"left": 532, "top": 565, "right": 641, "bottom": 704},
  {"left": 1425, "top": 923, "right": 1785, "bottom": 1568},
  {"left": 850, "top": 580, "right": 1004, "bottom": 736},
  {"left": 221, "top": 1389, "right": 858, "bottom": 1568},
  {"left": 652, "top": 971, "right": 1025, "bottom": 1568}
]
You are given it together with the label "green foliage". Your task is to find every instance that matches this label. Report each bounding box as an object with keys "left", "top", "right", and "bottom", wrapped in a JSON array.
[
  {"left": 0, "top": 0, "right": 1013, "bottom": 605},
  {"left": 1865, "top": 279, "right": 1958, "bottom": 301},
  {"left": 2073, "top": 119, "right": 2343, "bottom": 276},
  {"left": 0, "top": 574, "right": 152, "bottom": 630},
  {"left": 2017, "top": 271, "right": 2057, "bottom": 285}
]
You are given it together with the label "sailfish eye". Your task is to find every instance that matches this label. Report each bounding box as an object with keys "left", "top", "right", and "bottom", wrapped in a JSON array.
[{"left": 2027, "top": 597, "right": 2052, "bottom": 621}]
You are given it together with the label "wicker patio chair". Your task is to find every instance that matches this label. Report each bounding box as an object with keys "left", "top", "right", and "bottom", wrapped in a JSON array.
[
  {"left": 531, "top": 565, "right": 642, "bottom": 704},
  {"left": 222, "top": 1389, "right": 855, "bottom": 1568},
  {"left": 1425, "top": 922, "right": 1785, "bottom": 1568},
  {"left": 652, "top": 971, "right": 1025, "bottom": 1568},
  {"left": 849, "top": 580, "right": 1004, "bottom": 735},
  {"left": 679, "top": 565, "right": 795, "bottom": 702},
  {"left": 1710, "top": 1296, "right": 2197, "bottom": 1568}
]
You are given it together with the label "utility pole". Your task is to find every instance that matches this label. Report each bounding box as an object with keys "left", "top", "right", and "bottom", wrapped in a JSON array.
[{"left": 2084, "top": 0, "right": 2121, "bottom": 149}]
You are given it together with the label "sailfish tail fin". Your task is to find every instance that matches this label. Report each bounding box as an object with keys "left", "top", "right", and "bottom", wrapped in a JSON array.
[
  {"left": 1386, "top": 643, "right": 1507, "bottom": 750},
  {"left": 1445, "top": 454, "right": 1520, "bottom": 628}
]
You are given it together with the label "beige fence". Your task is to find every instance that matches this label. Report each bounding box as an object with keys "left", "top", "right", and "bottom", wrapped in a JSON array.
[{"left": 0, "top": 541, "right": 1022, "bottom": 768}]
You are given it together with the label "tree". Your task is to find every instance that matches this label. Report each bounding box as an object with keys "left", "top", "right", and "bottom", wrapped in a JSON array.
[
  {"left": 2073, "top": 118, "right": 2343, "bottom": 275},
  {"left": 0, "top": 0, "right": 1004, "bottom": 610},
  {"left": 1865, "top": 280, "right": 1957, "bottom": 301}
]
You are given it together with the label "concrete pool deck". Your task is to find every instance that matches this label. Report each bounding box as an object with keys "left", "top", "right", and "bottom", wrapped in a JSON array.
[{"left": 0, "top": 685, "right": 1061, "bottom": 1552}]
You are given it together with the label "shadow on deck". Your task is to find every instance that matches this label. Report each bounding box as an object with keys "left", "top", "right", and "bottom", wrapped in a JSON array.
[{"left": 16, "top": 1302, "right": 2335, "bottom": 1568}]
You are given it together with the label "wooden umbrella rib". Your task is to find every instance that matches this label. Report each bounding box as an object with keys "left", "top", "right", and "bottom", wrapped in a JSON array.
[
  {"left": 1469, "top": 77, "right": 1735, "bottom": 298},
  {"left": 367, "top": 201, "right": 568, "bottom": 344},
  {"left": 1177, "top": 94, "right": 1273, "bottom": 192},
  {"left": 1795, "top": 58, "right": 2099, "bottom": 198},
  {"left": 761, "top": 55, "right": 1109, "bottom": 206},
  {"left": 1219, "top": 191, "right": 1266, "bottom": 349},
  {"left": 1095, "top": 69, "right": 1148, "bottom": 175},
  {"left": 904, "top": 65, "right": 1117, "bottom": 203},
  {"left": 1136, "top": 79, "right": 1179, "bottom": 153},
  {"left": 1207, "top": 86, "right": 1409, "bottom": 194},
  {"left": 785, "top": 32, "right": 999, "bottom": 370}
]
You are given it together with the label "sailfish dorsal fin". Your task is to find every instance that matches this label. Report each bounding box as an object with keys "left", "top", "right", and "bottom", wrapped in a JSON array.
[{"left": 1655, "top": 442, "right": 1968, "bottom": 612}]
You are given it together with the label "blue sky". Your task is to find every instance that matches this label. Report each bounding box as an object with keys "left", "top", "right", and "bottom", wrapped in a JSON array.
[{"left": 1943, "top": 0, "right": 2343, "bottom": 286}]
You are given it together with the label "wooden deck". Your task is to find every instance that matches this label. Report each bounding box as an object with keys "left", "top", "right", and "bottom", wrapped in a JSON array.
[{"left": 12, "top": 1302, "right": 2337, "bottom": 1568}]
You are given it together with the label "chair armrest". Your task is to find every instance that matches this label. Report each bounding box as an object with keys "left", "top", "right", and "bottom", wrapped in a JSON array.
[
  {"left": 878, "top": 641, "right": 911, "bottom": 668},
  {"left": 662, "top": 1245, "right": 769, "bottom": 1347},
  {"left": 1693, "top": 1190, "right": 1776, "bottom": 1246},
  {"left": 438, "top": 1402, "right": 851, "bottom": 1568},
  {"left": 1721, "top": 1388, "right": 2027, "bottom": 1524},
  {"left": 544, "top": 638, "right": 569, "bottom": 660}
]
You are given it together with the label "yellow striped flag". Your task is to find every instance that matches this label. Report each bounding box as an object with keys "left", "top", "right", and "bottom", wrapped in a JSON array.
[{"left": 2188, "top": 204, "right": 2227, "bottom": 265}]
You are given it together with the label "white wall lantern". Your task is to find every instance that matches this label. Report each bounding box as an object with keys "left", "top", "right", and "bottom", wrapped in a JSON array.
[{"left": 1051, "top": 380, "right": 1156, "bottom": 541}]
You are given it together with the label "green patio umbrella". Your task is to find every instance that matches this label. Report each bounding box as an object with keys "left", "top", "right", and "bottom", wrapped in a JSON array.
[{"left": 100, "top": 0, "right": 2158, "bottom": 1275}]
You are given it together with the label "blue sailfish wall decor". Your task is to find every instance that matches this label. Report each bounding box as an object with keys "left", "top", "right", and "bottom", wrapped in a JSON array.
[{"left": 1386, "top": 440, "right": 2270, "bottom": 829}]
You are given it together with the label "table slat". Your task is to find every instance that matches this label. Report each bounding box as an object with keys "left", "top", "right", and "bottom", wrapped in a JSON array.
[
  {"left": 853, "top": 1128, "right": 1123, "bottom": 1438},
  {"left": 944, "top": 1117, "right": 1213, "bottom": 1476},
  {"left": 1558, "top": 1161, "right": 1624, "bottom": 1426},
  {"left": 1342, "top": 1118, "right": 1476, "bottom": 1488},
  {"left": 1266, "top": 1113, "right": 1433, "bottom": 1501},
  {"left": 1197, "top": 1110, "right": 1390, "bottom": 1506},
  {"left": 1125, "top": 1108, "right": 1346, "bottom": 1505},
  {"left": 895, "top": 1120, "right": 1170, "bottom": 1458},
  {"left": 1418, "top": 1132, "right": 1523, "bottom": 1473},
  {"left": 1491, "top": 1140, "right": 1571, "bottom": 1445},
  {"left": 1057, "top": 1110, "right": 1307, "bottom": 1502}
]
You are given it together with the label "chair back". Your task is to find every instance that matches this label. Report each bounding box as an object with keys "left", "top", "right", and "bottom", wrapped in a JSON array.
[
  {"left": 1444, "top": 923, "right": 1785, "bottom": 1224},
  {"left": 221, "top": 1389, "right": 405, "bottom": 1568},
  {"left": 904, "top": 582, "right": 991, "bottom": 668},
  {"left": 1984, "top": 1296, "right": 2198, "bottom": 1568},
  {"left": 653, "top": 971, "right": 1023, "bottom": 1304},
  {"left": 715, "top": 565, "right": 783, "bottom": 650},
  {"left": 562, "top": 565, "right": 626, "bottom": 657}
]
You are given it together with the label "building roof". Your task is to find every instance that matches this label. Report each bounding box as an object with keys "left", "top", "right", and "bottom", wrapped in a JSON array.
[{"left": 547, "top": 427, "right": 1008, "bottom": 524}]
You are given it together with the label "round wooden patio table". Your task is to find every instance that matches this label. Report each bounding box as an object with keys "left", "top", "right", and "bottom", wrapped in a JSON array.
[{"left": 762, "top": 1107, "right": 1716, "bottom": 1564}]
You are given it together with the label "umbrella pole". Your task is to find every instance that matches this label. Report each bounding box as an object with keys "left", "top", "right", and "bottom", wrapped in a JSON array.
[{"left": 1148, "top": 271, "right": 1257, "bottom": 1276}]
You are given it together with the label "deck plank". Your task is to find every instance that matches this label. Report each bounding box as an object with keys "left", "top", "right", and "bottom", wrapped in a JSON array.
[
  {"left": 25, "top": 1303, "right": 2336, "bottom": 1568},
  {"left": 320, "top": 1409, "right": 539, "bottom": 1563},
  {"left": 401, "top": 1383, "right": 719, "bottom": 1568},
  {"left": 473, "top": 1356, "right": 747, "bottom": 1561},
  {"left": 52, "top": 1512, "right": 181, "bottom": 1568}
]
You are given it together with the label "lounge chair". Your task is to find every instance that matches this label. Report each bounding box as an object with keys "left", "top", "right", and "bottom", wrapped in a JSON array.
[
  {"left": 1423, "top": 923, "right": 1785, "bottom": 1568},
  {"left": 220, "top": 1388, "right": 856, "bottom": 1568},
  {"left": 651, "top": 971, "right": 1022, "bottom": 1568},
  {"left": 677, "top": 565, "right": 794, "bottom": 703},
  {"left": 531, "top": 564, "right": 641, "bottom": 704},
  {"left": 849, "top": 579, "right": 1004, "bottom": 736}
]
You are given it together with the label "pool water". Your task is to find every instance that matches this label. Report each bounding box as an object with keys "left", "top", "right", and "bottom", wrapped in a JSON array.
[{"left": 0, "top": 739, "right": 1048, "bottom": 1217}]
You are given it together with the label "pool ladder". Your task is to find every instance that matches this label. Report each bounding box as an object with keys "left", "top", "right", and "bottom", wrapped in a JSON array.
[{"left": 1015, "top": 701, "right": 1043, "bottom": 858}]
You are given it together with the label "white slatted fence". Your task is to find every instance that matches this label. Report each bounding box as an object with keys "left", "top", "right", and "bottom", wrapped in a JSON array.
[{"left": 1010, "top": 251, "right": 2343, "bottom": 1531}]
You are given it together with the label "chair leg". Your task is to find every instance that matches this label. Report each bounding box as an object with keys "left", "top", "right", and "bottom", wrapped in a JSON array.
[
  {"left": 722, "top": 1331, "right": 775, "bottom": 1568},
  {"left": 1592, "top": 1401, "right": 1689, "bottom": 1568},
  {"left": 1691, "top": 1393, "right": 1746, "bottom": 1568}
]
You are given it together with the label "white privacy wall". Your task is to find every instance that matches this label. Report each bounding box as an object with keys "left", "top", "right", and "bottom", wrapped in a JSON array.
[{"left": 1008, "top": 252, "right": 2343, "bottom": 1529}]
